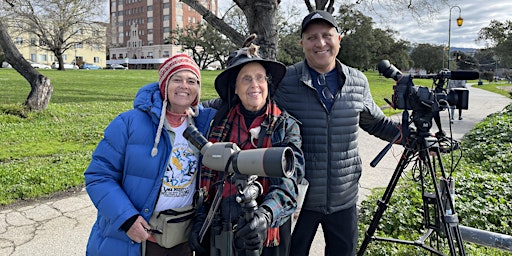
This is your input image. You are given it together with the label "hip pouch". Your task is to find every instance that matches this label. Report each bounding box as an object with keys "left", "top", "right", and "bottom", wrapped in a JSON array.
[{"left": 149, "top": 205, "right": 195, "bottom": 248}]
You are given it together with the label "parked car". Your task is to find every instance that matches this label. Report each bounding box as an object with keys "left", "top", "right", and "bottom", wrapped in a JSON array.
[
  {"left": 51, "top": 62, "right": 79, "bottom": 70},
  {"left": 81, "top": 63, "right": 102, "bottom": 70},
  {"left": 2, "top": 61, "right": 12, "bottom": 68},
  {"left": 108, "top": 64, "right": 128, "bottom": 70},
  {"left": 30, "top": 62, "right": 51, "bottom": 69}
]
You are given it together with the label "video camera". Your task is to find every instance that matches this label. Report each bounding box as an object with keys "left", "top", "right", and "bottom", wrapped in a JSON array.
[
  {"left": 183, "top": 124, "right": 295, "bottom": 178},
  {"left": 378, "top": 60, "right": 478, "bottom": 111},
  {"left": 377, "top": 60, "right": 478, "bottom": 134}
]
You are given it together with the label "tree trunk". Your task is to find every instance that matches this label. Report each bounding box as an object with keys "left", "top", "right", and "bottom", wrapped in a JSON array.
[
  {"left": 0, "top": 20, "right": 53, "bottom": 111},
  {"left": 180, "top": 0, "right": 245, "bottom": 46},
  {"left": 181, "top": 0, "right": 280, "bottom": 59},
  {"left": 236, "top": 0, "right": 280, "bottom": 59},
  {"left": 24, "top": 75, "right": 53, "bottom": 110}
]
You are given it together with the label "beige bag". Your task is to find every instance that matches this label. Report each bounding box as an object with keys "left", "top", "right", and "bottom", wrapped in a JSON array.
[{"left": 148, "top": 205, "right": 195, "bottom": 248}]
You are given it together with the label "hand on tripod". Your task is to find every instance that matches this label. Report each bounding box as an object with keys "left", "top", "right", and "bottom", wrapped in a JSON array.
[{"left": 236, "top": 207, "right": 271, "bottom": 251}]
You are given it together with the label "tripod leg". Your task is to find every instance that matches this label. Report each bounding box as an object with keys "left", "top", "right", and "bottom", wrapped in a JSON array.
[
  {"left": 357, "top": 146, "right": 417, "bottom": 256},
  {"left": 426, "top": 144, "right": 466, "bottom": 255}
]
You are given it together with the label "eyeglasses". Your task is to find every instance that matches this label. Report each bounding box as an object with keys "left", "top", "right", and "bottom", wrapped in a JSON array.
[
  {"left": 239, "top": 74, "right": 269, "bottom": 86},
  {"left": 317, "top": 74, "right": 334, "bottom": 100}
]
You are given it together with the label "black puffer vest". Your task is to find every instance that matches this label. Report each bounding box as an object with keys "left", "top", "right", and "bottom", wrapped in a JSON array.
[{"left": 274, "top": 60, "right": 399, "bottom": 214}]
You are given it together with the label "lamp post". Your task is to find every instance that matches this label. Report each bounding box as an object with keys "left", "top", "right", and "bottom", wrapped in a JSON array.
[
  {"left": 447, "top": 5, "right": 463, "bottom": 69},
  {"left": 442, "top": 40, "right": 448, "bottom": 69}
]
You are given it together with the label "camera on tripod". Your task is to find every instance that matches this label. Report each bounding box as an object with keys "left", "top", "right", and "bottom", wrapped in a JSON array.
[
  {"left": 377, "top": 60, "right": 477, "bottom": 112},
  {"left": 377, "top": 60, "right": 479, "bottom": 135}
]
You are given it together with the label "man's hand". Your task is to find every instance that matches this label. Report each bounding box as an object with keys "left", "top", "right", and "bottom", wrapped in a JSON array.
[
  {"left": 126, "top": 215, "right": 151, "bottom": 243},
  {"left": 235, "top": 207, "right": 271, "bottom": 250}
]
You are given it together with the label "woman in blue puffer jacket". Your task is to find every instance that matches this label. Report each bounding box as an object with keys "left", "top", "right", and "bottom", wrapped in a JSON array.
[{"left": 84, "top": 54, "right": 216, "bottom": 256}]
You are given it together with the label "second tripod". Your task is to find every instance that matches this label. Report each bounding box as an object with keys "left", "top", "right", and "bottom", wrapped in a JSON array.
[{"left": 358, "top": 131, "right": 466, "bottom": 255}]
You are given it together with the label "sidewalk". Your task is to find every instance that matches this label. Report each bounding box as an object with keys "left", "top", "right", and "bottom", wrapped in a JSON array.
[{"left": 1, "top": 85, "right": 510, "bottom": 256}]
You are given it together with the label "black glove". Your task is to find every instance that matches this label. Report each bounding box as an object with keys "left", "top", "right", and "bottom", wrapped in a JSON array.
[
  {"left": 235, "top": 207, "right": 271, "bottom": 251},
  {"left": 189, "top": 205, "right": 207, "bottom": 255}
]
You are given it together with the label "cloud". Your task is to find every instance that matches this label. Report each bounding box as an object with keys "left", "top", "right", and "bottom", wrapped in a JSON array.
[
  {"left": 382, "top": 1, "right": 512, "bottom": 49},
  {"left": 218, "top": 0, "right": 512, "bottom": 49}
]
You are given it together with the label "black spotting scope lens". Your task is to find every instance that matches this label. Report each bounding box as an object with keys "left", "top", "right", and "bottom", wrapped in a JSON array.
[{"left": 183, "top": 125, "right": 209, "bottom": 150}]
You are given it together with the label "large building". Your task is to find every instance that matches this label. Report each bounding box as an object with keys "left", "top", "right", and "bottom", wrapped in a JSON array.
[
  {"left": 107, "top": 0, "right": 218, "bottom": 69},
  {"left": 5, "top": 25, "right": 107, "bottom": 69}
]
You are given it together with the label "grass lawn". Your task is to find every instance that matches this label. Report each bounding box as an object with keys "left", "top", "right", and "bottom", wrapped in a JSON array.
[{"left": 0, "top": 67, "right": 504, "bottom": 205}]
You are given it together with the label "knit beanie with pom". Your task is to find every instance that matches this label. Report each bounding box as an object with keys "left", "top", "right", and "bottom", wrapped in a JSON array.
[{"left": 152, "top": 53, "right": 201, "bottom": 157}]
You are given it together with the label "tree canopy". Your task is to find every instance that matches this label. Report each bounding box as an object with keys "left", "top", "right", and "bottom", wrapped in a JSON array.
[{"left": 477, "top": 20, "right": 512, "bottom": 68}]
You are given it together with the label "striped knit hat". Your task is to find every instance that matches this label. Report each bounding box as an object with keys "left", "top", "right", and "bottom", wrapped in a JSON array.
[
  {"left": 151, "top": 53, "right": 201, "bottom": 157},
  {"left": 158, "top": 53, "right": 201, "bottom": 105}
]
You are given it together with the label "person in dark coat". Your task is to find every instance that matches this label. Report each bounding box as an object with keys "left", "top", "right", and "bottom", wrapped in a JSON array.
[
  {"left": 273, "top": 11, "right": 401, "bottom": 256},
  {"left": 189, "top": 38, "right": 304, "bottom": 256}
]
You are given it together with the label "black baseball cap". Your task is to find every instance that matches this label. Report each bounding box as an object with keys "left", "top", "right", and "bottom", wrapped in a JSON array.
[{"left": 301, "top": 10, "right": 339, "bottom": 34}]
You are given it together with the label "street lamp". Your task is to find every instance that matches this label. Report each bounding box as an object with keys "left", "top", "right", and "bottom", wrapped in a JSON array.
[
  {"left": 441, "top": 40, "right": 448, "bottom": 69},
  {"left": 447, "top": 5, "right": 463, "bottom": 69}
]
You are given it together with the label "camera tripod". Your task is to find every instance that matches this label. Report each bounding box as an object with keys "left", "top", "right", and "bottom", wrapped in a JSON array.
[{"left": 358, "top": 114, "right": 466, "bottom": 255}]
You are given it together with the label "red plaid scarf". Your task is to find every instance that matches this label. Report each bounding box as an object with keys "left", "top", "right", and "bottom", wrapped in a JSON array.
[{"left": 200, "top": 100, "right": 282, "bottom": 247}]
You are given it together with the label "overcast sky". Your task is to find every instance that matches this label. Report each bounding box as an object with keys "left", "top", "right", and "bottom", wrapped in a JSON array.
[
  {"left": 219, "top": 0, "right": 512, "bottom": 49},
  {"left": 380, "top": 1, "right": 512, "bottom": 49}
]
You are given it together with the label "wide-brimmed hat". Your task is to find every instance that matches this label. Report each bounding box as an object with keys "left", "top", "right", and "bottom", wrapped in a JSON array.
[{"left": 214, "top": 42, "right": 286, "bottom": 102}]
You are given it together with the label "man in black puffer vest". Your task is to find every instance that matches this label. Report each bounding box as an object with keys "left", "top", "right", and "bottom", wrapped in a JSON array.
[{"left": 274, "top": 10, "right": 401, "bottom": 256}]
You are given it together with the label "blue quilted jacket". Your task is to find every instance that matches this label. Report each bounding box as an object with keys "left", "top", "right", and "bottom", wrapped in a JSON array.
[{"left": 84, "top": 82, "right": 216, "bottom": 256}]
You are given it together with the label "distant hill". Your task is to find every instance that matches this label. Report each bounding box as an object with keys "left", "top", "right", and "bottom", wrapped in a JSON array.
[{"left": 451, "top": 47, "right": 478, "bottom": 56}]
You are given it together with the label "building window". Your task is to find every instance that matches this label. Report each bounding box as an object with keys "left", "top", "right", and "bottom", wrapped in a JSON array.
[
  {"left": 94, "top": 57, "right": 100, "bottom": 63},
  {"left": 148, "top": 29, "right": 153, "bottom": 34},
  {"left": 30, "top": 54, "right": 36, "bottom": 61},
  {"left": 147, "top": 5, "right": 152, "bottom": 11},
  {"left": 163, "top": 15, "right": 169, "bottom": 21},
  {"left": 163, "top": 2, "right": 170, "bottom": 8},
  {"left": 148, "top": 40, "right": 153, "bottom": 46},
  {"left": 30, "top": 38, "right": 36, "bottom": 46},
  {"left": 39, "top": 54, "right": 47, "bottom": 62},
  {"left": 15, "top": 37, "right": 23, "bottom": 45},
  {"left": 163, "top": 51, "right": 170, "bottom": 57},
  {"left": 148, "top": 17, "right": 153, "bottom": 23},
  {"left": 112, "top": 54, "right": 117, "bottom": 59}
]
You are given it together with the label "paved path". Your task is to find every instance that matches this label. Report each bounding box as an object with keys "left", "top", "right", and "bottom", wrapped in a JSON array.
[{"left": 0, "top": 85, "right": 510, "bottom": 256}]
